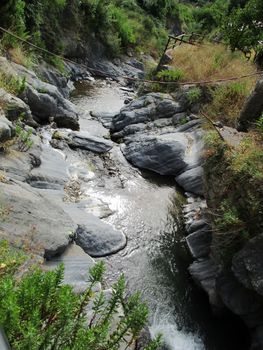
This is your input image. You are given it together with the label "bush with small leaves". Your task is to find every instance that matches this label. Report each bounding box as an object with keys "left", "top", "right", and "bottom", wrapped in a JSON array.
[{"left": 0, "top": 243, "right": 161, "bottom": 350}]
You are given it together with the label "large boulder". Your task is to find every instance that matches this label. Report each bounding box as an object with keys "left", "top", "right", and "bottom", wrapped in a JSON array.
[
  {"left": 175, "top": 166, "right": 204, "bottom": 196},
  {"left": 122, "top": 133, "right": 188, "bottom": 175},
  {"left": 68, "top": 131, "right": 114, "bottom": 153},
  {"left": 0, "top": 114, "right": 13, "bottom": 143},
  {"left": 0, "top": 88, "right": 35, "bottom": 126},
  {"left": 232, "top": 234, "right": 263, "bottom": 297},
  {"left": 0, "top": 180, "right": 76, "bottom": 258},
  {"left": 0, "top": 57, "right": 79, "bottom": 130},
  {"left": 61, "top": 204, "right": 127, "bottom": 257}
]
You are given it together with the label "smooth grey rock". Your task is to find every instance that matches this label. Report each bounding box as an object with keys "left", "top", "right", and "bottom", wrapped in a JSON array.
[
  {"left": 187, "top": 219, "right": 210, "bottom": 234},
  {"left": 0, "top": 57, "right": 79, "bottom": 130},
  {"left": 68, "top": 131, "right": 113, "bottom": 153},
  {"left": 62, "top": 205, "right": 126, "bottom": 257},
  {"left": 232, "top": 234, "right": 263, "bottom": 297},
  {"left": 176, "top": 166, "right": 204, "bottom": 196},
  {"left": 0, "top": 88, "right": 35, "bottom": 125},
  {"left": 238, "top": 79, "right": 263, "bottom": 131},
  {"left": 45, "top": 244, "right": 95, "bottom": 293},
  {"left": 0, "top": 115, "right": 13, "bottom": 143},
  {"left": 122, "top": 133, "right": 188, "bottom": 175},
  {"left": 28, "top": 145, "right": 69, "bottom": 189},
  {"left": 186, "top": 227, "right": 212, "bottom": 259},
  {"left": 0, "top": 180, "right": 76, "bottom": 258},
  {"left": 176, "top": 119, "right": 203, "bottom": 132},
  {"left": 156, "top": 99, "right": 184, "bottom": 118},
  {"left": 75, "top": 218, "right": 127, "bottom": 257},
  {"left": 91, "top": 111, "right": 116, "bottom": 129}
]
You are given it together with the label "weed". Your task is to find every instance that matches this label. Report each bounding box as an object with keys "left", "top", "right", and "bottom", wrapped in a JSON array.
[
  {"left": 157, "top": 68, "right": 184, "bottom": 82},
  {"left": 0, "top": 73, "right": 27, "bottom": 96},
  {"left": 187, "top": 87, "right": 202, "bottom": 104}
]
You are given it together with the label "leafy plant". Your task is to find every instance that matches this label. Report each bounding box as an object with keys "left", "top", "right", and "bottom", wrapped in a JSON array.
[
  {"left": 156, "top": 69, "right": 184, "bottom": 82},
  {"left": 0, "top": 252, "right": 161, "bottom": 350},
  {"left": 14, "top": 117, "right": 34, "bottom": 151},
  {"left": 187, "top": 87, "right": 202, "bottom": 104}
]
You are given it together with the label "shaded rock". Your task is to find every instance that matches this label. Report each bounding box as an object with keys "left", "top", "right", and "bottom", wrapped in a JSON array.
[
  {"left": 237, "top": 79, "right": 263, "bottom": 131},
  {"left": 122, "top": 133, "right": 188, "bottom": 175},
  {"left": 216, "top": 272, "right": 263, "bottom": 317},
  {"left": 75, "top": 219, "right": 126, "bottom": 257},
  {"left": 156, "top": 99, "right": 184, "bottom": 118},
  {"left": 127, "top": 59, "right": 144, "bottom": 71},
  {"left": 0, "top": 115, "right": 13, "bottom": 143},
  {"left": 176, "top": 119, "right": 203, "bottom": 132},
  {"left": 232, "top": 234, "right": 263, "bottom": 297},
  {"left": 0, "top": 88, "right": 35, "bottom": 125},
  {"left": 189, "top": 258, "right": 220, "bottom": 308},
  {"left": 187, "top": 219, "right": 210, "bottom": 234},
  {"left": 45, "top": 244, "right": 95, "bottom": 293},
  {"left": 175, "top": 166, "right": 204, "bottom": 196},
  {"left": 68, "top": 131, "right": 113, "bottom": 153},
  {"left": 251, "top": 325, "right": 263, "bottom": 350},
  {"left": 186, "top": 226, "right": 212, "bottom": 259},
  {"left": 0, "top": 57, "right": 79, "bottom": 130},
  {"left": 0, "top": 180, "right": 76, "bottom": 258}
]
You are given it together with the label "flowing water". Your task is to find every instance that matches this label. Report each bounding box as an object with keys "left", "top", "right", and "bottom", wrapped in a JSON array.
[{"left": 70, "top": 80, "right": 249, "bottom": 350}]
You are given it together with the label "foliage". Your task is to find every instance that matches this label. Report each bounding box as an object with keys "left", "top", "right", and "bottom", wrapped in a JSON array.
[
  {"left": 14, "top": 117, "right": 34, "bottom": 151},
  {"left": 0, "top": 240, "right": 26, "bottom": 277},
  {"left": 0, "top": 251, "right": 161, "bottom": 350},
  {"left": 187, "top": 87, "right": 202, "bottom": 104},
  {"left": 205, "top": 81, "right": 253, "bottom": 126},
  {"left": 156, "top": 68, "right": 184, "bottom": 82},
  {"left": 204, "top": 130, "right": 263, "bottom": 265},
  {"left": 0, "top": 73, "right": 26, "bottom": 96},
  {"left": 255, "top": 115, "right": 263, "bottom": 135},
  {"left": 223, "top": 0, "right": 263, "bottom": 57}
]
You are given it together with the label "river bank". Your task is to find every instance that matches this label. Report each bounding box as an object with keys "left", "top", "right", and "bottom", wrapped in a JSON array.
[{"left": 0, "top": 55, "right": 257, "bottom": 349}]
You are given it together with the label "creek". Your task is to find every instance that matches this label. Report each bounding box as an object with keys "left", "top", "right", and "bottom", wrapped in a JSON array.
[{"left": 68, "top": 79, "right": 249, "bottom": 350}]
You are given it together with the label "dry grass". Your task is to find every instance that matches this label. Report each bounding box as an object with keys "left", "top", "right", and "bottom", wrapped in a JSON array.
[
  {"left": 169, "top": 43, "right": 257, "bottom": 83},
  {"left": 8, "top": 46, "right": 35, "bottom": 68},
  {"left": 168, "top": 43, "right": 258, "bottom": 126}
]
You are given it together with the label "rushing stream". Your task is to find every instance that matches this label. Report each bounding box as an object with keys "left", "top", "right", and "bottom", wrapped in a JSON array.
[{"left": 69, "top": 80, "right": 249, "bottom": 350}]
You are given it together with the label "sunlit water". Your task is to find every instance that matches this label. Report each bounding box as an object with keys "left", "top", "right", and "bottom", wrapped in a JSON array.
[{"left": 70, "top": 80, "right": 249, "bottom": 350}]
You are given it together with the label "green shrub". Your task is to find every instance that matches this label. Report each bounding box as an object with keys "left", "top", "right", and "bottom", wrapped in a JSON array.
[
  {"left": 14, "top": 117, "right": 34, "bottom": 152},
  {"left": 156, "top": 68, "right": 184, "bottom": 82},
  {"left": 0, "top": 254, "right": 161, "bottom": 350},
  {"left": 187, "top": 87, "right": 202, "bottom": 104},
  {"left": 0, "top": 74, "right": 26, "bottom": 96}
]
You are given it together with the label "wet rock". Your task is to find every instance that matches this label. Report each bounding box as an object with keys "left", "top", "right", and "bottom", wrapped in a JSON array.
[
  {"left": 187, "top": 219, "right": 210, "bottom": 234},
  {"left": 175, "top": 119, "right": 203, "bottom": 132},
  {"left": 0, "top": 180, "right": 76, "bottom": 259},
  {"left": 0, "top": 115, "right": 13, "bottom": 143},
  {"left": 122, "top": 133, "right": 188, "bottom": 175},
  {"left": 75, "top": 216, "right": 126, "bottom": 257},
  {"left": 175, "top": 166, "right": 204, "bottom": 196},
  {"left": 232, "top": 234, "right": 263, "bottom": 297},
  {"left": 45, "top": 244, "right": 95, "bottom": 293},
  {"left": 186, "top": 226, "right": 212, "bottom": 259},
  {"left": 68, "top": 131, "right": 114, "bottom": 153}
]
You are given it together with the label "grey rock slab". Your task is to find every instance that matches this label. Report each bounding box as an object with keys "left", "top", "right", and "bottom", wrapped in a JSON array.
[
  {"left": 45, "top": 244, "right": 95, "bottom": 294},
  {"left": 216, "top": 272, "right": 263, "bottom": 317},
  {"left": 0, "top": 115, "right": 13, "bottom": 143},
  {"left": 0, "top": 180, "right": 76, "bottom": 258},
  {"left": 62, "top": 204, "right": 127, "bottom": 257},
  {"left": 28, "top": 145, "right": 69, "bottom": 189},
  {"left": 186, "top": 227, "right": 212, "bottom": 259},
  {"left": 122, "top": 133, "right": 189, "bottom": 175},
  {"left": 156, "top": 99, "right": 185, "bottom": 118},
  {"left": 90, "top": 111, "right": 117, "bottom": 129},
  {"left": 68, "top": 131, "right": 113, "bottom": 153},
  {"left": 232, "top": 234, "right": 263, "bottom": 297},
  {"left": 175, "top": 165, "right": 204, "bottom": 196}
]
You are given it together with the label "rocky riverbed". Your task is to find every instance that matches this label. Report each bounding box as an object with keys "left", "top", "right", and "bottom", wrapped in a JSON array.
[{"left": 0, "top": 57, "right": 253, "bottom": 349}]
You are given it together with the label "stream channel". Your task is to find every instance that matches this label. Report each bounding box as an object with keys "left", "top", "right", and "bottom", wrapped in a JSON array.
[{"left": 65, "top": 79, "right": 249, "bottom": 350}]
